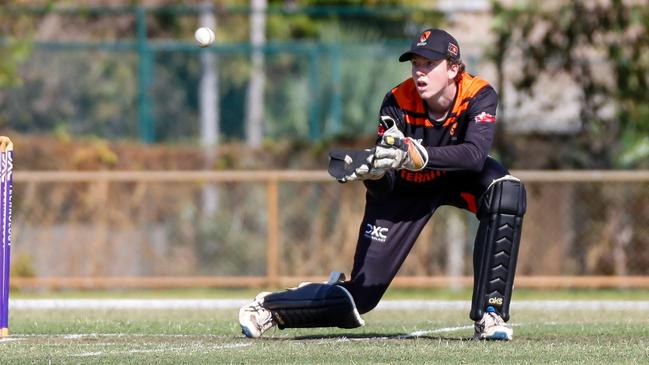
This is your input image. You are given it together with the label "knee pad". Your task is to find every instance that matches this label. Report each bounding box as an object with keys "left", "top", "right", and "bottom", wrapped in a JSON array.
[
  {"left": 470, "top": 175, "right": 526, "bottom": 322},
  {"left": 261, "top": 272, "right": 365, "bottom": 330}
]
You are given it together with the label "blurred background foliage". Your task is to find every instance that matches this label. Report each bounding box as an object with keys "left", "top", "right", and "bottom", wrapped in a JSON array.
[
  {"left": 0, "top": 0, "right": 442, "bottom": 146},
  {"left": 491, "top": 0, "right": 649, "bottom": 169},
  {"left": 0, "top": 0, "right": 647, "bottom": 170}
]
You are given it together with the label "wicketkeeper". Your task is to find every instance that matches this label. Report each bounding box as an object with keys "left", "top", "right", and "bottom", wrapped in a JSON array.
[{"left": 239, "top": 28, "right": 526, "bottom": 341}]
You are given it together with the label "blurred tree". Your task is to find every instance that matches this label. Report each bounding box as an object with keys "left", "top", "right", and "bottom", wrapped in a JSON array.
[
  {"left": 491, "top": 0, "right": 649, "bottom": 169},
  {"left": 491, "top": 1, "right": 648, "bottom": 276},
  {"left": 263, "top": 0, "right": 444, "bottom": 140},
  {"left": 0, "top": 37, "right": 32, "bottom": 90},
  {"left": 0, "top": 1, "right": 443, "bottom": 142},
  {"left": 150, "top": 1, "right": 444, "bottom": 141},
  {"left": 267, "top": 0, "right": 438, "bottom": 41},
  {"left": 0, "top": 1, "right": 43, "bottom": 131},
  {"left": 0, "top": 1, "right": 41, "bottom": 88}
]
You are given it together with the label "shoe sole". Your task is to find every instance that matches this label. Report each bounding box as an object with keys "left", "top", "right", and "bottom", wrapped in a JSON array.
[
  {"left": 240, "top": 325, "right": 256, "bottom": 338},
  {"left": 474, "top": 326, "right": 513, "bottom": 341},
  {"left": 474, "top": 330, "right": 512, "bottom": 341},
  {"left": 483, "top": 331, "right": 512, "bottom": 341}
]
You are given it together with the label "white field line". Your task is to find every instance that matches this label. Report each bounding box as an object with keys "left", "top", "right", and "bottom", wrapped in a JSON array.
[
  {"left": 0, "top": 337, "right": 23, "bottom": 343},
  {"left": 401, "top": 322, "right": 540, "bottom": 339},
  {"left": 71, "top": 343, "right": 251, "bottom": 358},
  {"left": 0, "top": 333, "right": 234, "bottom": 343},
  {"left": 324, "top": 324, "right": 474, "bottom": 341},
  {"left": 325, "top": 321, "right": 564, "bottom": 342},
  {"left": 15, "top": 333, "right": 235, "bottom": 339},
  {"left": 9, "top": 299, "right": 249, "bottom": 309},
  {"left": 404, "top": 324, "right": 475, "bottom": 338},
  {"left": 8, "top": 299, "right": 649, "bottom": 310},
  {"left": 313, "top": 325, "right": 477, "bottom": 343}
]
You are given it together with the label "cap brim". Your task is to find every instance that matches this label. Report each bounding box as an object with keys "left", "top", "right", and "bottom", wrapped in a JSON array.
[{"left": 398, "top": 49, "right": 447, "bottom": 62}]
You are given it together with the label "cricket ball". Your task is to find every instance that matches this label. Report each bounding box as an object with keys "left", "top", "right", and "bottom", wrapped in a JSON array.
[{"left": 194, "top": 27, "right": 215, "bottom": 47}]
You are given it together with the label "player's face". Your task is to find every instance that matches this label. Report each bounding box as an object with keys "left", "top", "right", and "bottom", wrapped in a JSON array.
[{"left": 410, "top": 55, "right": 452, "bottom": 100}]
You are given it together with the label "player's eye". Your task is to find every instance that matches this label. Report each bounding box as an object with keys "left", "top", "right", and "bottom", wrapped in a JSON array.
[{"left": 412, "top": 60, "right": 426, "bottom": 68}]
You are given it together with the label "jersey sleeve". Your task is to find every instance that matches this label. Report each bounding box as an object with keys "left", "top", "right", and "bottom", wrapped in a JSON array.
[{"left": 424, "top": 86, "right": 498, "bottom": 171}]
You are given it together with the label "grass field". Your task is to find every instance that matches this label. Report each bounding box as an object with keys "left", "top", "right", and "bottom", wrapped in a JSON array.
[{"left": 1, "top": 290, "right": 648, "bottom": 364}]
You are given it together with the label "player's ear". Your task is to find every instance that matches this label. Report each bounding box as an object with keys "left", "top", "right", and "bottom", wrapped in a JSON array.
[{"left": 447, "top": 60, "right": 459, "bottom": 80}]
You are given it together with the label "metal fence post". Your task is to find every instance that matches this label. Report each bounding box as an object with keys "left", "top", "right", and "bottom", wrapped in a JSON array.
[
  {"left": 307, "top": 45, "right": 321, "bottom": 141},
  {"left": 266, "top": 179, "right": 279, "bottom": 287},
  {"left": 136, "top": 6, "right": 154, "bottom": 143},
  {"left": 327, "top": 44, "right": 342, "bottom": 136}
]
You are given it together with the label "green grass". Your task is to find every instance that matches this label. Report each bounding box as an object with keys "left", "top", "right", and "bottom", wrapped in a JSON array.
[{"left": 1, "top": 306, "right": 648, "bottom": 364}]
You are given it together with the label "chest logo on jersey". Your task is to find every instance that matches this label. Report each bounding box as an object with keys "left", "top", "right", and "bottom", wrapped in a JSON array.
[
  {"left": 474, "top": 112, "right": 496, "bottom": 124},
  {"left": 400, "top": 169, "right": 447, "bottom": 183}
]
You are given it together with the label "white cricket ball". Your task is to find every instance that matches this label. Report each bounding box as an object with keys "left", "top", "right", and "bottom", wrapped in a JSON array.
[{"left": 194, "top": 27, "right": 215, "bottom": 47}]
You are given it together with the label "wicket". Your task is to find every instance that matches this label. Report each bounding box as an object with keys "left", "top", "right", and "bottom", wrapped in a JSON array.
[{"left": 0, "top": 137, "right": 13, "bottom": 338}]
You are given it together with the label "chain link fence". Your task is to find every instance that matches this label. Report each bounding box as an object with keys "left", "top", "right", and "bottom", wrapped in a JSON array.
[
  {"left": 9, "top": 171, "right": 649, "bottom": 289},
  {"left": 0, "top": 5, "right": 447, "bottom": 143}
]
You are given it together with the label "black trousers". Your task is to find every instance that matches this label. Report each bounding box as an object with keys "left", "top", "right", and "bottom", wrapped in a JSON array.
[{"left": 341, "top": 157, "right": 509, "bottom": 314}]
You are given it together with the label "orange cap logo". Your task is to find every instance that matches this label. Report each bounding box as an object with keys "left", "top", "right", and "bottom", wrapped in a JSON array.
[
  {"left": 448, "top": 43, "right": 459, "bottom": 57},
  {"left": 419, "top": 30, "right": 431, "bottom": 43}
]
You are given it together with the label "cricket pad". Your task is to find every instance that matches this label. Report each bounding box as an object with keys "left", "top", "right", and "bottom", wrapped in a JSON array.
[
  {"left": 471, "top": 176, "right": 526, "bottom": 322},
  {"left": 261, "top": 282, "right": 365, "bottom": 330}
]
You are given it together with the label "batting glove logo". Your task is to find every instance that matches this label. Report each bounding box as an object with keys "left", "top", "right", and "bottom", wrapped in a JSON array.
[{"left": 364, "top": 224, "right": 388, "bottom": 243}]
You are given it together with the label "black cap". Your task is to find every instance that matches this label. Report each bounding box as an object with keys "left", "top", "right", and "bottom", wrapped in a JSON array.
[{"left": 398, "top": 28, "right": 460, "bottom": 62}]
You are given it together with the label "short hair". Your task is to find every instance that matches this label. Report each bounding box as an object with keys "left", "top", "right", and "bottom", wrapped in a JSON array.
[{"left": 448, "top": 58, "right": 465, "bottom": 82}]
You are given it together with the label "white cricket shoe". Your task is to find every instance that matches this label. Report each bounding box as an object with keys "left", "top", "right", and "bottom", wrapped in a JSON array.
[
  {"left": 473, "top": 307, "right": 513, "bottom": 341},
  {"left": 239, "top": 292, "right": 276, "bottom": 338}
]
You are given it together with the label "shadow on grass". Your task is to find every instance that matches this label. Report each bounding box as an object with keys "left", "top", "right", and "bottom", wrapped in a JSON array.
[{"left": 263, "top": 332, "right": 472, "bottom": 342}]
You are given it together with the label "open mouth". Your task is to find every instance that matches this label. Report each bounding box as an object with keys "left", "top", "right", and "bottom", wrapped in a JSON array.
[{"left": 416, "top": 80, "right": 427, "bottom": 89}]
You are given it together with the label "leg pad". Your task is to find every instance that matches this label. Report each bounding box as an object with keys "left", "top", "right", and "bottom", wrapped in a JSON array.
[
  {"left": 471, "top": 176, "right": 526, "bottom": 322},
  {"left": 262, "top": 273, "right": 365, "bottom": 329}
]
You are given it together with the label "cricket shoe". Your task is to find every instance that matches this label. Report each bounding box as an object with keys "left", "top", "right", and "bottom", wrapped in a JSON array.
[
  {"left": 473, "top": 306, "right": 513, "bottom": 341},
  {"left": 239, "top": 292, "right": 276, "bottom": 338}
]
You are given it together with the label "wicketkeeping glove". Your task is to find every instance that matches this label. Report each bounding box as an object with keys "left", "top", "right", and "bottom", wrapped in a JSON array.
[
  {"left": 372, "top": 116, "right": 428, "bottom": 171},
  {"left": 329, "top": 148, "right": 387, "bottom": 183}
]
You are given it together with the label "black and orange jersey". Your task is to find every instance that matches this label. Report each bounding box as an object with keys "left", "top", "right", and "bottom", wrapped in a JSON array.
[{"left": 377, "top": 72, "right": 498, "bottom": 174}]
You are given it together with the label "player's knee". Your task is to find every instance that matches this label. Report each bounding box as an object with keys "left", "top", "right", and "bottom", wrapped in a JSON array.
[
  {"left": 478, "top": 175, "right": 526, "bottom": 218},
  {"left": 354, "top": 296, "right": 381, "bottom": 314},
  {"left": 341, "top": 282, "right": 384, "bottom": 314}
]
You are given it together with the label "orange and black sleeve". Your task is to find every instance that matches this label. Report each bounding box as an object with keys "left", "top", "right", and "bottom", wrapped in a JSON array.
[{"left": 424, "top": 85, "right": 498, "bottom": 171}]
